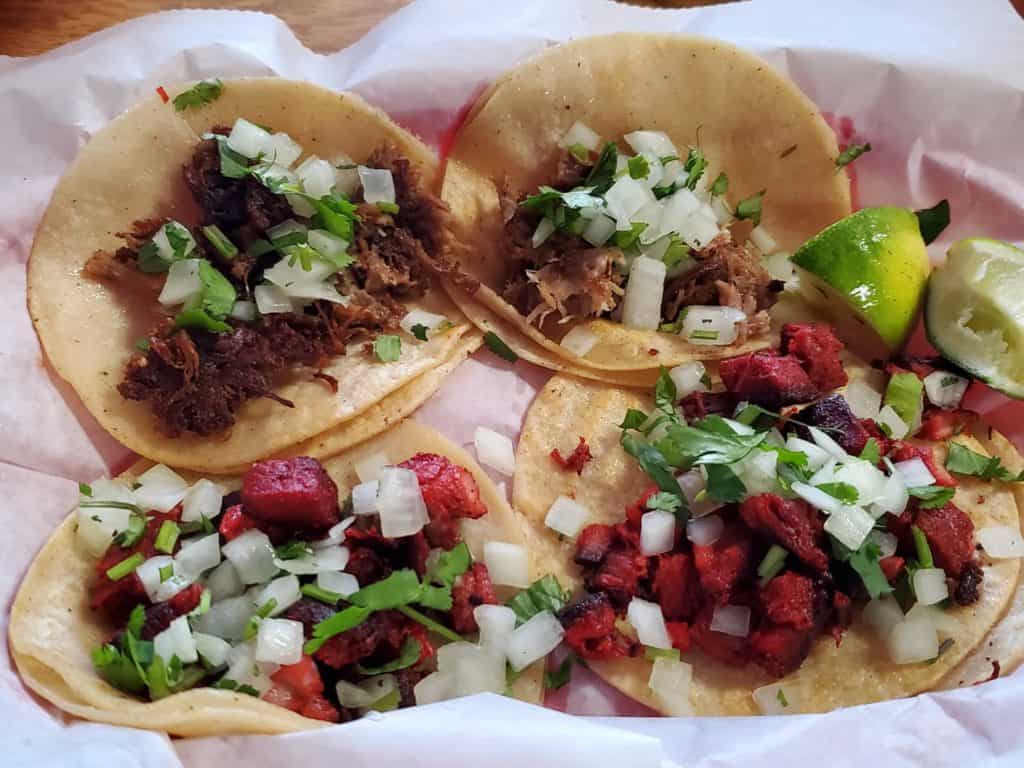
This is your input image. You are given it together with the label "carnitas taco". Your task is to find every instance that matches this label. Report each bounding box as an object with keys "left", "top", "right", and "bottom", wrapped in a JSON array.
[
  {"left": 28, "top": 78, "right": 476, "bottom": 472},
  {"left": 10, "top": 420, "right": 569, "bottom": 736},
  {"left": 441, "top": 34, "right": 851, "bottom": 375},
  {"left": 513, "top": 314, "right": 1024, "bottom": 715}
]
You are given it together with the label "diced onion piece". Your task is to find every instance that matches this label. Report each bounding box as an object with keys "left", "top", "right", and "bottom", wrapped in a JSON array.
[
  {"left": 317, "top": 570, "right": 359, "bottom": 597},
  {"left": 376, "top": 467, "right": 429, "bottom": 538},
  {"left": 823, "top": 505, "right": 875, "bottom": 551},
  {"left": 834, "top": 459, "right": 887, "bottom": 504},
  {"left": 308, "top": 229, "right": 349, "bottom": 262},
  {"left": 331, "top": 154, "right": 360, "bottom": 197},
  {"left": 531, "top": 217, "right": 556, "bottom": 248},
  {"left": 710, "top": 604, "right": 751, "bottom": 638},
  {"left": 913, "top": 568, "right": 950, "bottom": 606},
  {"left": 676, "top": 470, "right": 724, "bottom": 517},
  {"left": 735, "top": 450, "right": 778, "bottom": 496},
  {"left": 225, "top": 642, "right": 278, "bottom": 695},
  {"left": 878, "top": 405, "right": 910, "bottom": 439},
  {"left": 845, "top": 379, "right": 883, "bottom": 420},
  {"left": 255, "top": 618, "right": 304, "bottom": 665},
  {"left": 137, "top": 556, "right": 192, "bottom": 602},
  {"left": 923, "top": 370, "right": 969, "bottom": 409},
  {"left": 711, "top": 195, "right": 732, "bottom": 226},
  {"left": 357, "top": 166, "right": 395, "bottom": 204},
  {"left": 193, "top": 595, "right": 254, "bottom": 641},
  {"left": 893, "top": 458, "right": 936, "bottom": 488},
  {"left": 134, "top": 464, "right": 190, "bottom": 513},
  {"left": 175, "top": 533, "right": 222, "bottom": 578},
  {"left": 312, "top": 545, "right": 350, "bottom": 572},
  {"left": 582, "top": 214, "right": 616, "bottom": 247},
  {"left": 641, "top": 510, "right": 676, "bottom": 555},
  {"left": 436, "top": 642, "right": 506, "bottom": 697},
  {"left": 791, "top": 481, "right": 842, "bottom": 513},
  {"left": 295, "top": 156, "right": 336, "bottom": 199},
  {"left": 648, "top": 657, "right": 693, "bottom": 716},
  {"left": 474, "top": 427, "right": 516, "bottom": 476},
  {"left": 634, "top": 200, "right": 664, "bottom": 239},
  {"left": 749, "top": 226, "right": 778, "bottom": 254},
  {"left": 668, "top": 362, "right": 709, "bottom": 400},
  {"left": 904, "top": 603, "right": 960, "bottom": 635},
  {"left": 484, "top": 541, "right": 530, "bottom": 588},
  {"left": 675, "top": 206, "right": 721, "bottom": 249},
  {"left": 559, "top": 121, "right": 601, "bottom": 153},
  {"left": 222, "top": 529, "right": 278, "bottom": 584},
  {"left": 761, "top": 251, "right": 794, "bottom": 283},
  {"left": 207, "top": 560, "right": 244, "bottom": 601},
  {"left": 978, "top": 525, "right": 1024, "bottom": 558},
  {"left": 784, "top": 436, "right": 830, "bottom": 472},
  {"left": 355, "top": 452, "right": 389, "bottom": 482},
  {"left": 624, "top": 130, "right": 678, "bottom": 159},
  {"left": 254, "top": 575, "right": 302, "bottom": 617},
  {"left": 181, "top": 478, "right": 226, "bottom": 522},
  {"left": 351, "top": 480, "right": 379, "bottom": 516},
  {"left": 400, "top": 309, "right": 448, "bottom": 338},
  {"left": 863, "top": 597, "right": 904, "bottom": 638},
  {"left": 474, "top": 604, "right": 517, "bottom": 650},
  {"left": 312, "top": 517, "right": 355, "bottom": 549},
  {"left": 867, "top": 529, "right": 898, "bottom": 559},
  {"left": 888, "top": 618, "right": 939, "bottom": 664},
  {"left": 267, "top": 218, "right": 308, "bottom": 243},
  {"left": 722, "top": 418, "right": 756, "bottom": 436},
  {"left": 154, "top": 616, "right": 198, "bottom": 664},
  {"left": 413, "top": 671, "right": 452, "bottom": 706},
  {"left": 808, "top": 460, "right": 837, "bottom": 486},
  {"left": 227, "top": 118, "right": 272, "bottom": 159},
  {"left": 686, "top": 514, "right": 724, "bottom": 546},
  {"left": 627, "top": 598, "right": 672, "bottom": 649},
  {"left": 76, "top": 481, "right": 135, "bottom": 555},
  {"left": 605, "top": 176, "right": 655, "bottom": 223},
  {"left": 560, "top": 325, "right": 599, "bottom": 357},
  {"left": 681, "top": 305, "right": 745, "bottom": 346},
  {"left": 264, "top": 132, "right": 302, "bottom": 168},
  {"left": 505, "top": 611, "right": 565, "bottom": 671},
  {"left": 808, "top": 426, "right": 849, "bottom": 462},
  {"left": 194, "top": 632, "right": 231, "bottom": 668},
  {"left": 254, "top": 283, "right": 296, "bottom": 315},
  {"left": 621, "top": 256, "right": 666, "bottom": 331},
  {"left": 544, "top": 496, "right": 591, "bottom": 539},
  {"left": 753, "top": 681, "right": 800, "bottom": 715},
  {"left": 871, "top": 466, "right": 910, "bottom": 518}
]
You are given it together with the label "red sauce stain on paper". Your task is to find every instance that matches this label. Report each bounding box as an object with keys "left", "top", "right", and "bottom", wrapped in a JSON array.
[
  {"left": 389, "top": 83, "right": 487, "bottom": 162},
  {"left": 822, "top": 112, "right": 863, "bottom": 211}
]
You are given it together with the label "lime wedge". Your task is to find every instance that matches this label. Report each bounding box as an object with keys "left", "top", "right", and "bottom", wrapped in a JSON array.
[
  {"left": 926, "top": 238, "right": 1024, "bottom": 399},
  {"left": 792, "top": 207, "right": 931, "bottom": 356}
]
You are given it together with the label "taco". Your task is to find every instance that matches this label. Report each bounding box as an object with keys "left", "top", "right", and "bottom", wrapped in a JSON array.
[
  {"left": 441, "top": 34, "right": 851, "bottom": 375},
  {"left": 28, "top": 78, "right": 476, "bottom": 472},
  {"left": 9, "top": 420, "right": 568, "bottom": 736},
  {"left": 513, "top": 319, "right": 1024, "bottom": 715}
]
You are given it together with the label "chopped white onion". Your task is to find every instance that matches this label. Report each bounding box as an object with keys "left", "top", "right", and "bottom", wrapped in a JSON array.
[
  {"left": 640, "top": 510, "right": 676, "bottom": 555},
  {"left": 505, "top": 611, "right": 565, "bottom": 672},
  {"left": 676, "top": 470, "right": 724, "bottom": 517},
  {"left": 264, "top": 131, "right": 302, "bottom": 168},
  {"left": 668, "top": 362, "right": 709, "bottom": 400},
  {"left": 871, "top": 467, "right": 910, "bottom": 517},
  {"left": 274, "top": 544, "right": 350, "bottom": 576},
  {"left": 893, "top": 458, "right": 936, "bottom": 489},
  {"left": 904, "top": 603, "right": 960, "bottom": 635},
  {"left": 137, "top": 556, "right": 193, "bottom": 602},
  {"left": 355, "top": 452, "right": 390, "bottom": 483},
  {"left": 808, "top": 426, "right": 849, "bottom": 461},
  {"left": 867, "top": 529, "right": 899, "bottom": 559},
  {"left": 559, "top": 121, "right": 602, "bottom": 153},
  {"left": 255, "top": 618, "right": 304, "bottom": 665},
  {"left": 791, "top": 481, "right": 842, "bottom": 513},
  {"left": 624, "top": 130, "right": 677, "bottom": 159},
  {"left": 834, "top": 459, "right": 887, "bottom": 504},
  {"left": 254, "top": 283, "right": 296, "bottom": 315},
  {"left": 399, "top": 308, "right": 448, "bottom": 339},
  {"left": 331, "top": 154, "right": 361, "bottom": 197},
  {"left": 582, "top": 214, "right": 616, "bottom": 247},
  {"left": 761, "top": 251, "right": 795, "bottom": 283},
  {"left": 844, "top": 380, "right": 883, "bottom": 421},
  {"left": 227, "top": 118, "right": 272, "bottom": 159},
  {"left": 376, "top": 467, "right": 429, "bottom": 538},
  {"left": 735, "top": 449, "right": 779, "bottom": 496},
  {"left": 175, "top": 533, "right": 222, "bottom": 578},
  {"left": 888, "top": 618, "right": 939, "bottom": 664},
  {"left": 878, "top": 405, "right": 910, "bottom": 440},
  {"left": 648, "top": 657, "right": 693, "bottom": 716},
  {"left": 474, "top": 427, "right": 516, "bottom": 476},
  {"left": 627, "top": 598, "right": 672, "bottom": 649},
  {"left": 863, "top": 597, "right": 904, "bottom": 638},
  {"left": 437, "top": 642, "right": 506, "bottom": 697},
  {"left": 254, "top": 575, "right": 302, "bottom": 617},
  {"left": 560, "top": 325, "right": 599, "bottom": 357},
  {"left": 749, "top": 226, "right": 778, "bottom": 254},
  {"left": 923, "top": 370, "right": 969, "bottom": 409},
  {"left": 317, "top": 570, "right": 359, "bottom": 597},
  {"left": 266, "top": 218, "right": 308, "bottom": 243},
  {"left": 357, "top": 166, "right": 395, "bottom": 204},
  {"left": 681, "top": 305, "right": 745, "bottom": 346},
  {"left": 207, "top": 560, "right": 245, "bottom": 601},
  {"left": 181, "top": 479, "right": 226, "bottom": 523},
  {"left": 675, "top": 206, "right": 721, "bottom": 248},
  {"left": 784, "top": 436, "right": 830, "bottom": 472},
  {"left": 312, "top": 517, "right": 355, "bottom": 549},
  {"left": 154, "top": 616, "right": 198, "bottom": 664},
  {"left": 978, "top": 525, "right": 1024, "bottom": 558},
  {"left": 193, "top": 632, "right": 232, "bottom": 668},
  {"left": 135, "top": 464, "right": 190, "bottom": 514},
  {"left": 808, "top": 460, "right": 837, "bottom": 486},
  {"left": 224, "top": 641, "right": 278, "bottom": 695},
  {"left": 686, "top": 514, "right": 724, "bottom": 546},
  {"left": 913, "top": 568, "right": 950, "bottom": 606},
  {"left": 823, "top": 505, "right": 875, "bottom": 551},
  {"left": 710, "top": 604, "right": 751, "bottom": 638},
  {"left": 752, "top": 681, "right": 801, "bottom": 715},
  {"left": 483, "top": 541, "right": 530, "bottom": 588},
  {"left": 531, "top": 217, "right": 556, "bottom": 248},
  {"left": 544, "top": 496, "right": 591, "bottom": 539},
  {"left": 634, "top": 200, "right": 664, "bottom": 238},
  {"left": 222, "top": 529, "right": 278, "bottom": 585},
  {"left": 295, "top": 156, "right": 336, "bottom": 199},
  {"left": 308, "top": 229, "right": 349, "bottom": 262},
  {"left": 193, "top": 595, "right": 254, "bottom": 641},
  {"left": 621, "top": 256, "right": 666, "bottom": 331},
  {"left": 76, "top": 481, "right": 136, "bottom": 556},
  {"left": 711, "top": 195, "right": 733, "bottom": 226},
  {"left": 474, "top": 604, "right": 517, "bottom": 650},
  {"left": 262, "top": 257, "right": 346, "bottom": 305},
  {"left": 352, "top": 481, "right": 380, "bottom": 516},
  {"left": 605, "top": 176, "right": 656, "bottom": 223},
  {"left": 412, "top": 671, "right": 452, "bottom": 706}
]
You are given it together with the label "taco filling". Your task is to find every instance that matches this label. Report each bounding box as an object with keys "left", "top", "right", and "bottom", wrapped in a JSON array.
[
  {"left": 79, "top": 453, "right": 561, "bottom": 721},
  {"left": 501, "top": 125, "right": 783, "bottom": 346},
  {"left": 86, "top": 119, "right": 464, "bottom": 437}
]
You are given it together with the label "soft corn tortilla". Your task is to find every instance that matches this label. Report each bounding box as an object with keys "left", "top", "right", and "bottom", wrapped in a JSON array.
[
  {"left": 442, "top": 34, "right": 851, "bottom": 374},
  {"left": 10, "top": 420, "right": 543, "bottom": 736},
  {"left": 28, "top": 78, "right": 473, "bottom": 472},
  {"left": 513, "top": 366, "right": 1021, "bottom": 715}
]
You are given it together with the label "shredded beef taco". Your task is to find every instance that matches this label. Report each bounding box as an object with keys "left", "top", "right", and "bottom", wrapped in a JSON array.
[
  {"left": 28, "top": 78, "right": 476, "bottom": 472},
  {"left": 512, "top": 319, "right": 1024, "bottom": 715},
  {"left": 9, "top": 420, "right": 568, "bottom": 736},
  {"left": 440, "top": 34, "right": 851, "bottom": 375}
]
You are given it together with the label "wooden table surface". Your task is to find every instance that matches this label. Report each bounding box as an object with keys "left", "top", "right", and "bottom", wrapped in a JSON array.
[{"left": 1, "top": 0, "right": 1021, "bottom": 56}]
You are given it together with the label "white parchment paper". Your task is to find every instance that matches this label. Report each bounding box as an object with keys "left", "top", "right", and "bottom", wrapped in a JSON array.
[{"left": 3, "top": 1, "right": 1024, "bottom": 765}]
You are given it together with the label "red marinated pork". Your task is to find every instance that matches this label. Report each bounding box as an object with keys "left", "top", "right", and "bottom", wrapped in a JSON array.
[
  {"left": 792, "top": 395, "right": 871, "bottom": 456},
  {"left": 139, "top": 584, "right": 203, "bottom": 640},
  {"left": 917, "top": 409, "right": 976, "bottom": 441},
  {"left": 781, "top": 323, "right": 848, "bottom": 393},
  {"left": 242, "top": 457, "right": 340, "bottom": 530},
  {"left": 285, "top": 598, "right": 337, "bottom": 636},
  {"left": 550, "top": 436, "right": 593, "bottom": 475},
  {"left": 759, "top": 572, "right": 816, "bottom": 631},
  {"left": 914, "top": 502, "right": 975, "bottom": 577},
  {"left": 399, "top": 453, "right": 488, "bottom": 549},
  {"left": 652, "top": 553, "right": 701, "bottom": 622},
  {"left": 890, "top": 442, "right": 957, "bottom": 487},
  {"left": 315, "top": 610, "right": 407, "bottom": 669},
  {"left": 679, "top": 391, "right": 737, "bottom": 421},
  {"left": 740, "top": 494, "right": 828, "bottom": 573},
  {"left": 219, "top": 504, "right": 258, "bottom": 540},
  {"left": 267, "top": 655, "right": 340, "bottom": 723},
  {"left": 690, "top": 603, "right": 750, "bottom": 666},
  {"left": 879, "top": 556, "right": 905, "bottom": 582},
  {"left": 575, "top": 524, "right": 615, "bottom": 566},
  {"left": 692, "top": 524, "right": 755, "bottom": 604},
  {"left": 450, "top": 562, "right": 499, "bottom": 633},
  {"left": 588, "top": 549, "right": 649, "bottom": 606},
  {"left": 748, "top": 625, "right": 818, "bottom": 678},
  {"left": 719, "top": 351, "right": 818, "bottom": 410},
  {"left": 750, "top": 573, "right": 831, "bottom": 677},
  {"left": 559, "top": 592, "right": 637, "bottom": 660}
]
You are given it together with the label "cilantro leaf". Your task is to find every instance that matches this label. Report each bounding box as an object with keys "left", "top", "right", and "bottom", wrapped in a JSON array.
[
  {"left": 654, "top": 368, "right": 678, "bottom": 421},
  {"left": 350, "top": 569, "right": 423, "bottom": 610},
  {"left": 733, "top": 403, "right": 780, "bottom": 428},
  {"left": 946, "top": 441, "right": 1024, "bottom": 482},
  {"left": 411, "top": 323, "right": 430, "bottom": 341},
  {"left": 112, "top": 513, "right": 148, "bottom": 548},
  {"left": 521, "top": 185, "right": 603, "bottom": 228},
  {"left": 682, "top": 147, "right": 707, "bottom": 190},
  {"left": 306, "top": 192, "right": 361, "bottom": 242},
  {"left": 620, "top": 433, "right": 688, "bottom": 518},
  {"left": 426, "top": 541, "right": 472, "bottom": 588},
  {"left": 618, "top": 408, "right": 649, "bottom": 431},
  {"left": 735, "top": 190, "right": 766, "bottom": 227},
  {"left": 355, "top": 635, "right": 422, "bottom": 675},
  {"left": 705, "top": 463, "right": 746, "bottom": 503},
  {"left": 214, "top": 136, "right": 251, "bottom": 179},
  {"left": 304, "top": 605, "right": 373, "bottom": 654},
  {"left": 645, "top": 491, "right": 683, "bottom": 513},
  {"left": 197, "top": 259, "right": 236, "bottom": 319},
  {"left": 374, "top": 334, "right": 402, "bottom": 363},
  {"left": 655, "top": 423, "right": 765, "bottom": 469},
  {"left": 908, "top": 485, "right": 956, "bottom": 509},
  {"left": 506, "top": 575, "right": 570, "bottom": 625},
  {"left": 628, "top": 155, "right": 650, "bottom": 180},
  {"left": 417, "top": 584, "right": 454, "bottom": 611},
  {"left": 484, "top": 331, "right": 519, "bottom": 362},
  {"left": 584, "top": 142, "right": 618, "bottom": 193},
  {"left": 816, "top": 482, "right": 859, "bottom": 504},
  {"left": 662, "top": 235, "right": 691, "bottom": 272},
  {"left": 274, "top": 540, "right": 314, "bottom": 561},
  {"left": 859, "top": 438, "right": 882, "bottom": 465},
  {"left": 834, "top": 539, "right": 893, "bottom": 599},
  {"left": 172, "top": 79, "right": 223, "bottom": 111},
  {"left": 915, "top": 199, "right": 950, "bottom": 246},
  {"left": 835, "top": 142, "right": 872, "bottom": 170},
  {"left": 92, "top": 643, "right": 147, "bottom": 694},
  {"left": 173, "top": 308, "right": 232, "bottom": 334},
  {"left": 612, "top": 222, "right": 647, "bottom": 252},
  {"left": 710, "top": 172, "right": 728, "bottom": 197},
  {"left": 544, "top": 656, "right": 574, "bottom": 690}
]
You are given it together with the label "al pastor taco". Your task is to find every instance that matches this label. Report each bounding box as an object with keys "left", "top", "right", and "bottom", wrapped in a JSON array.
[
  {"left": 9, "top": 420, "right": 564, "bottom": 736},
  {"left": 441, "top": 34, "right": 851, "bottom": 375},
  {"left": 28, "top": 78, "right": 475, "bottom": 472}
]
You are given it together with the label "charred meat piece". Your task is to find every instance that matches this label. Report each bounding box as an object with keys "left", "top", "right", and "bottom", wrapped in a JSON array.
[
  {"left": 138, "top": 584, "right": 203, "bottom": 640},
  {"left": 575, "top": 523, "right": 616, "bottom": 566},
  {"left": 740, "top": 494, "right": 829, "bottom": 573},
  {"left": 914, "top": 502, "right": 976, "bottom": 577},
  {"left": 953, "top": 562, "right": 984, "bottom": 606},
  {"left": 718, "top": 351, "right": 818, "bottom": 410},
  {"left": 588, "top": 549, "right": 650, "bottom": 607},
  {"left": 748, "top": 625, "right": 818, "bottom": 679},
  {"left": 285, "top": 598, "right": 337, "bottom": 637},
  {"left": 679, "top": 391, "right": 737, "bottom": 421},
  {"left": 781, "top": 323, "right": 848, "bottom": 393},
  {"left": 241, "top": 457, "right": 340, "bottom": 531},
  {"left": 759, "top": 572, "right": 816, "bottom": 631},
  {"left": 690, "top": 603, "right": 751, "bottom": 667},
  {"left": 692, "top": 524, "right": 755, "bottom": 605},
  {"left": 651, "top": 552, "right": 702, "bottom": 623},
  {"left": 749, "top": 573, "right": 831, "bottom": 677},
  {"left": 791, "top": 394, "right": 871, "bottom": 456},
  {"left": 315, "top": 610, "right": 407, "bottom": 669},
  {"left": 559, "top": 592, "right": 637, "bottom": 661},
  {"left": 398, "top": 453, "right": 488, "bottom": 549},
  {"left": 450, "top": 562, "right": 499, "bottom": 633}
]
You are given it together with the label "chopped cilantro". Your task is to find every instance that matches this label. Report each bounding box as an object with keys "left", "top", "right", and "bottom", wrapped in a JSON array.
[
  {"left": 544, "top": 656, "right": 575, "bottom": 690},
  {"left": 833, "top": 539, "right": 892, "bottom": 599},
  {"left": 78, "top": 481, "right": 93, "bottom": 497},
  {"left": 682, "top": 147, "right": 707, "bottom": 190},
  {"left": 374, "top": 334, "right": 402, "bottom": 363},
  {"left": 300, "top": 584, "right": 342, "bottom": 605},
  {"left": 908, "top": 485, "right": 956, "bottom": 509},
  {"left": 506, "top": 575, "right": 570, "bottom": 625},
  {"left": 214, "top": 136, "right": 251, "bottom": 179},
  {"left": 757, "top": 544, "right": 788, "bottom": 586},
  {"left": 945, "top": 441, "right": 1024, "bottom": 482},
  {"left": 484, "top": 331, "right": 519, "bottom": 362},
  {"left": 356, "top": 636, "right": 422, "bottom": 675},
  {"left": 350, "top": 570, "right": 424, "bottom": 610},
  {"left": 568, "top": 143, "right": 591, "bottom": 164},
  {"left": 112, "top": 514, "right": 147, "bottom": 547},
  {"left": 816, "top": 482, "right": 859, "bottom": 504},
  {"left": 735, "top": 190, "right": 766, "bottom": 226},
  {"left": 777, "top": 688, "right": 789, "bottom": 707},
  {"left": 645, "top": 491, "right": 683, "bottom": 514},
  {"left": 710, "top": 171, "right": 728, "bottom": 197},
  {"left": 612, "top": 222, "right": 647, "bottom": 251},
  {"left": 411, "top": 323, "right": 430, "bottom": 341},
  {"left": 859, "top": 438, "right": 882, "bottom": 465},
  {"left": 173, "top": 308, "right": 232, "bottom": 334},
  {"left": 705, "top": 463, "right": 746, "bottom": 503},
  {"left": 202, "top": 224, "right": 238, "bottom": 260},
  {"left": 835, "top": 142, "right": 872, "bottom": 170},
  {"left": 172, "top": 79, "right": 223, "bottom": 111},
  {"left": 305, "top": 606, "right": 374, "bottom": 654},
  {"left": 627, "top": 155, "right": 650, "bottom": 180},
  {"left": 620, "top": 434, "right": 687, "bottom": 518},
  {"left": 912, "top": 525, "right": 934, "bottom": 569},
  {"left": 426, "top": 541, "right": 472, "bottom": 588},
  {"left": 618, "top": 408, "right": 649, "bottom": 431},
  {"left": 274, "top": 540, "right": 313, "bottom": 561},
  {"left": 584, "top": 142, "right": 619, "bottom": 193}
]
